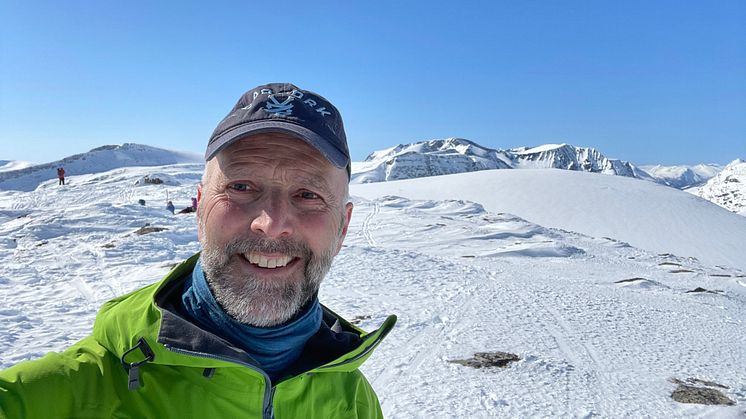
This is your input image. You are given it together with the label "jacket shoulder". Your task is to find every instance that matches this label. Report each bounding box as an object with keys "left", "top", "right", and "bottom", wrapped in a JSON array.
[{"left": 0, "top": 336, "right": 124, "bottom": 418}]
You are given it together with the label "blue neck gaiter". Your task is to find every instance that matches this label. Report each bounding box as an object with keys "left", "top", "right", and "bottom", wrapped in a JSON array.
[{"left": 181, "top": 259, "right": 322, "bottom": 381}]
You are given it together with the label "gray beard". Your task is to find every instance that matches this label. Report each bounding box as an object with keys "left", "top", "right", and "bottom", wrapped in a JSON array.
[{"left": 200, "top": 235, "right": 336, "bottom": 327}]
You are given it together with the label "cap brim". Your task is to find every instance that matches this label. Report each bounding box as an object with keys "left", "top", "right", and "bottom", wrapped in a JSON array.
[{"left": 205, "top": 121, "right": 348, "bottom": 170}]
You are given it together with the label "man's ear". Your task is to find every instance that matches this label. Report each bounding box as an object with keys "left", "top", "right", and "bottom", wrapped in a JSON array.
[
  {"left": 196, "top": 183, "right": 203, "bottom": 241},
  {"left": 335, "top": 202, "right": 354, "bottom": 255}
]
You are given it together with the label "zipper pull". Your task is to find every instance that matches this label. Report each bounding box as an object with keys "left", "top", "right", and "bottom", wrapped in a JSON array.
[
  {"left": 121, "top": 337, "right": 155, "bottom": 391},
  {"left": 127, "top": 364, "right": 141, "bottom": 390}
]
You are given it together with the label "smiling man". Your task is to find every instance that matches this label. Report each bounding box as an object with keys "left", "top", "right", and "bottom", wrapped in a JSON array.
[{"left": 0, "top": 83, "right": 396, "bottom": 418}]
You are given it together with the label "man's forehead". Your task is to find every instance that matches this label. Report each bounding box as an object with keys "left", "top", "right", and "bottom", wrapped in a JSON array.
[{"left": 211, "top": 134, "right": 345, "bottom": 185}]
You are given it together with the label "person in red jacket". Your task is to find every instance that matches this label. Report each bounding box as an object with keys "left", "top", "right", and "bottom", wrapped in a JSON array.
[{"left": 57, "top": 167, "right": 66, "bottom": 185}]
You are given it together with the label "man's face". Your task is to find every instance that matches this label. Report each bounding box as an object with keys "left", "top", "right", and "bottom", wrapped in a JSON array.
[{"left": 197, "top": 133, "right": 352, "bottom": 327}]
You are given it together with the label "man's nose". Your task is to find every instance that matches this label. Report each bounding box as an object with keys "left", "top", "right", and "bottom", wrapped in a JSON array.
[{"left": 249, "top": 193, "right": 294, "bottom": 238}]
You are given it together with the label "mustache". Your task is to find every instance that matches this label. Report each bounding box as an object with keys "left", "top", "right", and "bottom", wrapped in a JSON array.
[{"left": 222, "top": 236, "right": 312, "bottom": 259}]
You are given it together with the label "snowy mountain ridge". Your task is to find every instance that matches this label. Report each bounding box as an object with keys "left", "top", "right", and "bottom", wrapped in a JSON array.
[
  {"left": 0, "top": 143, "right": 202, "bottom": 192},
  {"left": 0, "top": 160, "right": 36, "bottom": 173},
  {"left": 353, "top": 138, "right": 655, "bottom": 184},
  {"left": 641, "top": 163, "right": 724, "bottom": 189},
  {"left": 508, "top": 142, "right": 648, "bottom": 179},
  {"left": 1, "top": 140, "right": 738, "bottom": 215},
  {"left": 353, "top": 138, "right": 513, "bottom": 183},
  {"left": 2, "top": 139, "right": 727, "bottom": 192}
]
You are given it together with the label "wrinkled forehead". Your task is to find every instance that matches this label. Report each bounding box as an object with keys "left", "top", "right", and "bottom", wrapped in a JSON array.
[{"left": 207, "top": 133, "right": 348, "bottom": 188}]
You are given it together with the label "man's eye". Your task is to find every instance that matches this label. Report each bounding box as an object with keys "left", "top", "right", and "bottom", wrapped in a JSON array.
[
  {"left": 229, "top": 183, "right": 251, "bottom": 192},
  {"left": 300, "top": 191, "right": 320, "bottom": 200}
]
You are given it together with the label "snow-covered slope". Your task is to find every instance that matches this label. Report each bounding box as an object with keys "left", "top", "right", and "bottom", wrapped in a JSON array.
[
  {"left": 351, "top": 139, "right": 651, "bottom": 184},
  {"left": 641, "top": 163, "right": 723, "bottom": 189},
  {"left": 0, "top": 160, "right": 36, "bottom": 173},
  {"left": 2, "top": 161, "right": 746, "bottom": 417},
  {"left": 1, "top": 162, "right": 744, "bottom": 417},
  {"left": 0, "top": 143, "right": 202, "bottom": 192},
  {"left": 696, "top": 159, "right": 746, "bottom": 216},
  {"left": 352, "top": 169, "right": 746, "bottom": 272}
]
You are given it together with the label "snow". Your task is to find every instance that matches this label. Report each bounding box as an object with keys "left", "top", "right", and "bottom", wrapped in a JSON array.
[
  {"left": 352, "top": 169, "right": 746, "bottom": 272},
  {"left": 1, "top": 147, "right": 745, "bottom": 417},
  {"left": 0, "top": 161, "right": 36, "bottom": 173},
  {"left": 512, "top": 143, "right": 566, "bottom": 154},
  {"left": 0, "top": 143, "right": 202, "bottom": 192},
  {"left": 641, "top": 164, "right": 723, "bottom": 189}
]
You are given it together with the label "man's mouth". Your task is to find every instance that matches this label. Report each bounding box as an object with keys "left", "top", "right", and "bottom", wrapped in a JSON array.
[{"left": 244, "top": 252, "right": 295, "bottom": 269}]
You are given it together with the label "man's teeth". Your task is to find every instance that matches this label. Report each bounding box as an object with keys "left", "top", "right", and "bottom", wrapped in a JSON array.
[{"left": 246, "top": 253, "right": 292, "bottom": 269}]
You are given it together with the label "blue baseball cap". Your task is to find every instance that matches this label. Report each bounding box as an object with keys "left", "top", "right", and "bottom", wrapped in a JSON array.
[{"left": 206, "top": 83, "right": 351, "bottom": 177}]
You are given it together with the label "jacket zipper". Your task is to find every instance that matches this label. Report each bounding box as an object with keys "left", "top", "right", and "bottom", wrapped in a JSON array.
[{"left": 164, "top": 345, "right": 275, "bottom": 419}]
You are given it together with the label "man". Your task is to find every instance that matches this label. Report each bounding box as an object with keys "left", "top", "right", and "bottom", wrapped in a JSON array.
[
  {"left": 57, "top": 166, "right": 65, "bottom": 185},
  {"left": 0, "top": 83, "right": 396, "bottom": 418}
]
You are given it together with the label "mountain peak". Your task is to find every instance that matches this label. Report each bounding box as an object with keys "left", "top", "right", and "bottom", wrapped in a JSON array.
[
  {"left": 697, "top": 158, "right": 746, "bottom": 215},
  {"left": 354, "top": 138, "right": 512, "bottom": 183}
]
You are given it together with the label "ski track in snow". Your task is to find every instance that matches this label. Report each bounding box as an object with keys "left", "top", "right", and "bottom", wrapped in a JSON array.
[
  {"left": 330, "top": 197, "right": 746, "bottom": 418},
  {"left": 362, "top": 200, "right": 380, "bottom": 247},
  {"left": 1, "top": 166, "right": 745, "bottom": 417}
]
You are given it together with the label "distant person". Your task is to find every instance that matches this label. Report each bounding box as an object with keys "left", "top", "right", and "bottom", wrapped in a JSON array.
[
  {"left": 172, "top": 196, "right": 199, "bottom": 214},
  {"left": 57, "top": 167, "right": 65, "bottom": 185},
  {"left": 0, "top": 83, "right": 395, "bottom": 418},
  {"left": 178, "top": 205, "right": 195, "bottom": 214},
  {"left": 166, "top": 200, "right": 175, "bottom": 214}
]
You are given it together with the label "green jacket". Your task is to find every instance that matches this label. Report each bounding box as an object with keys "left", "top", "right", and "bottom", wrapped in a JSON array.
[{"left": 0, "top": 254, "right": 396, "bottom": 418}]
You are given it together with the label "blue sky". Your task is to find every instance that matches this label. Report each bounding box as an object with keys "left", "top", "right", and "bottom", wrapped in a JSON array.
[{"left": 1, "top": 1, "right": 744, "bottom": 165}]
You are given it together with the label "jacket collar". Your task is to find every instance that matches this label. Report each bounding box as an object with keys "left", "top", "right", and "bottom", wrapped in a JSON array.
[{"left": 93, "top": 253, "right": 396, "bottom": 376}]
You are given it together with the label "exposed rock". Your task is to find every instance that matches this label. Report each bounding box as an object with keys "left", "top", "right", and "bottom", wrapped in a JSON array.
[
  {"left": 671, "top": 384, "right": 734, "bottom": 406},
  {"left": 685, "top": 287, "right": 722, "bottom": 294},
  {"left": 137, "top": 175, "right": 163, "bottom": 185},
  {"left": 615, "top": 277, "right": 648, "bottom": 283},
  {"left": 697, "top": 159, "right": 746, "bottom": 214},
  {"left": 449, "top": 351, "right": 520, "bottom": 368},
  {"left": 658, "top": 262, "right": 681, "bottom": 267},
  {"left": 133, "top": 224, "right": 168, "bottom": 235}
]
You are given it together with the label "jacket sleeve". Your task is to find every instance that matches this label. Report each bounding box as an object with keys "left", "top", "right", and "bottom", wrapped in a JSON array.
[
  {"left": 0, "top": 336, "right": 118, "bottom": 419},
  {"left": 354, "top": 372, "right": 384, "bottom": 419}
]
